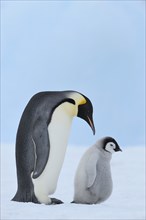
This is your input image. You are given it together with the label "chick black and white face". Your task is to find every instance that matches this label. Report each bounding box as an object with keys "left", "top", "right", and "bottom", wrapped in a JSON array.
[
  {"left": 103, "top": 137, "right": 122, "bottom": 154},
  {"left": 105, "top": 142, "right": 117, "bottom": 154}
]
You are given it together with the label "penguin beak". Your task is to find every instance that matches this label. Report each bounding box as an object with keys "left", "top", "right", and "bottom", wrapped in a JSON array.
[
  {"left": 115, "top": 145, "right": 122, "bottom": 152},
  {"left": 87, "top": 116, "right": 96, "bottom": 135},
  {"left": 77, "top": 102, "right": 96, "bottom": 135}
]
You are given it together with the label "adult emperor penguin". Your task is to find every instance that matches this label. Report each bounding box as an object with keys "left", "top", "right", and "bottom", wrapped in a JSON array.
[
  {"left": 12, "top": 90, "right": 95, "bottom": 205},
  {"left": 72, "top": 136, "right": 122, "bottom": 204}
]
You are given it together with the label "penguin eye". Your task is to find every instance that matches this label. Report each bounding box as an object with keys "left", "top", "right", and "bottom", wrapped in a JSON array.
[{"left": 110, "top": 144, "right": 113, "bottom": 147}]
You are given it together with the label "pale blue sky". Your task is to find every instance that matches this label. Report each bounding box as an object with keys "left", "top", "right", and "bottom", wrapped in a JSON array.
[{"left": 1, "top": 1, "right": 145, "bottom": 147}]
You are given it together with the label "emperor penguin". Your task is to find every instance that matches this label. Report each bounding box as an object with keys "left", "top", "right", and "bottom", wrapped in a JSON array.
[
  {"left": 72, "top": 136, "right": 122, "bottom": 204},
  {"left": 12, "top": 90, "right": 95, "bottom": 205}
]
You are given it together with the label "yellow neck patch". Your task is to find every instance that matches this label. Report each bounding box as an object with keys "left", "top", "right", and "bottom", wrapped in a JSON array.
[
  {"left": 66, "top": 92, "right": 86, "bottom": 116},
  {"left": 69, "top": 93, "right": 86, "bottom": 106}
]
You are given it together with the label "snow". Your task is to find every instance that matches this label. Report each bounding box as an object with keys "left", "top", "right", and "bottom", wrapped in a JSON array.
[{"left": 1, "top": 144, "right": 145, "bottom": 220}]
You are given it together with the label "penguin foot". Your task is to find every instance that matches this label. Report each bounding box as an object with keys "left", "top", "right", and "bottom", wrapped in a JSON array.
[
  {"left": 51, "top": 198, "right": 64, "bottom": 205},
  {"left": 71, "top": 201, "right": 75, "bottom": 203}
]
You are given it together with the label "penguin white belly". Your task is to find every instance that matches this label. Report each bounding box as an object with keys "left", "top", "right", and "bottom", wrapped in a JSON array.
[{"left": 32, "top": 103, "right": 74, "bottom": 204}]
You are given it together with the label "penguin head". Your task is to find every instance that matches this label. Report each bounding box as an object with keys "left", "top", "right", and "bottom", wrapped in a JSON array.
[
  {"left": 77, "top": 96, "right": 95, "bottom": 135},
  {"left": 102, "top": 136, "right": 122, "bottom": 154},
  {"left": 66, "top": 91, "right": 95, "bottom": 135}
]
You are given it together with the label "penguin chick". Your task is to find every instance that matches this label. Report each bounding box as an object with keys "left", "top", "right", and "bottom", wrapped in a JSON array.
[{"left": 72, "top": 136, "right": 122, "bottom": 204}]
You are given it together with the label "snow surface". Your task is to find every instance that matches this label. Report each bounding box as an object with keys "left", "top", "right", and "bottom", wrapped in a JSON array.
[{"left": 1, "top": 144, "right": 145, "bottom": 220}]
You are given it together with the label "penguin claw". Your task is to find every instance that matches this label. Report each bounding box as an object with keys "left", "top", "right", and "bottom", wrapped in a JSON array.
[{"left": 51, "top": 198, "right": 64, "bottom": 205}]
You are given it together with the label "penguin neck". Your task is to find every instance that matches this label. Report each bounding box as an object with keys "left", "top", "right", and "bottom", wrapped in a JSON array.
[
  {"left": 49, "top": 102, "right": 74, "bottom": 150},
  {"left": 97, "top": 147, "right": 112, "bottom": 160}
]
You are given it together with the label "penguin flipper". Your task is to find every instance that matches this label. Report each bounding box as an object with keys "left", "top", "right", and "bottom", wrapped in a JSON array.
[
  {"left": 86, "top": 153, "right": 99, "bottom": 188},
  {"left": 32, "top": 119, "right": 50, "bottom": 179}
]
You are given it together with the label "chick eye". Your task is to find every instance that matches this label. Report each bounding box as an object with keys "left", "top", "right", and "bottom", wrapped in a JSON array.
[{"left": 110, "top": 144, "right": 113, "bottom": 146}]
